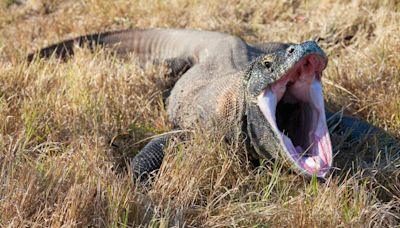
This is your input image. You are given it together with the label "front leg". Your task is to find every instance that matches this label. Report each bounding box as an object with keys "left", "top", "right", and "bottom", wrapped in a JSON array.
[
  {"left": 326, "top": 112, "right": 399, "bottom": 169},
  {"left": 326, "top": 112, "right": 383, "bottom": 141},
  {"left": 131, "top": 135, "right": 168, "bottom": 181}
]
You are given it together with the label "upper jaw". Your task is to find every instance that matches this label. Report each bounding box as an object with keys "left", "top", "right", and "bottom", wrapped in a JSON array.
[
  {"left": 257, "top": 53, "right": 332, "bottom": 177},
  {"left": 286, "top": 41, "right": 328, "bottom": 69},
  {"left": 253, "top": 41, "right": 328, "bottom": 97}
]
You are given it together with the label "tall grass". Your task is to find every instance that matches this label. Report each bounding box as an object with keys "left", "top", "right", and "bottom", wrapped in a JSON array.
[{"left": 0, "top": 0, "right": 399, "bottom": 226}]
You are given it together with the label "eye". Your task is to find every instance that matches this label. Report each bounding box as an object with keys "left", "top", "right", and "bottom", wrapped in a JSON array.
[
  {"left": 262, "top": 55, "right": 274, "bottom": 70},
  {"left": 263, "top": 60, "right": 272, "bottom": 69}
]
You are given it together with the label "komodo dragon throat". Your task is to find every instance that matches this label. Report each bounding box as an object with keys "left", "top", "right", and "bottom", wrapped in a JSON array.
[{"left": 28, "top": 29, "right": 333, "bottom": 178}]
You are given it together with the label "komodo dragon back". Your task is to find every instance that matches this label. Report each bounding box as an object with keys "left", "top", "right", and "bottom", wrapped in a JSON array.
[
  {"left": 28, "top": 28, "right": 258, "bottom": 177},
  {"left": 29, "top": 28, "right": 391, "bottom": 181},
  {"left": 28, "top": 28, "right": 254, "bottom": 129}
]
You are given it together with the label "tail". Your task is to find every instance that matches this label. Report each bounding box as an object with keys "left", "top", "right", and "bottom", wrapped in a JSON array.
[
  {"left": 27, "top": 28, "right": 245, "bottom": 66},
  {"left": 28, "top": 29, "right": 172, "bottom": 63},
  {"left": 27, "top": 32, "right": 106, "bottom": 62}
]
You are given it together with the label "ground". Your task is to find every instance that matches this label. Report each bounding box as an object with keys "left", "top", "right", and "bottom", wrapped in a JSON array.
[{"left": 0, "top": 0, "right": 399, "bottom": 227}]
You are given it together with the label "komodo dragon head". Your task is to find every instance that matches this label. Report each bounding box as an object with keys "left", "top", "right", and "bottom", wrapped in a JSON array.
[{"left": 245, "top": 41, "right": 332, "bottom": 177}]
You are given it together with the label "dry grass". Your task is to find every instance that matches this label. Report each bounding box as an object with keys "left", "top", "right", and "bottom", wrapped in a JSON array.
[{"left": 0, "top": 0, "right": 399, "bottom": 227}]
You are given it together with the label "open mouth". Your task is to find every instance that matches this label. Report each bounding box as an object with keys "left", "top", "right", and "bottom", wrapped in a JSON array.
[{"left": 257, "top": 54, "right": 332, "bottom": 177}]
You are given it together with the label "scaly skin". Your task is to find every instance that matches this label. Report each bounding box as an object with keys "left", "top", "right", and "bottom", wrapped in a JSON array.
[{"left": 28, "top": 28, "right": 393, "bottom": 180}]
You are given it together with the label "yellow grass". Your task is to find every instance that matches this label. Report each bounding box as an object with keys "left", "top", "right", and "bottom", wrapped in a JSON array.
[{"left": 0, "top": 0, "right": 399, "bottom": 226}]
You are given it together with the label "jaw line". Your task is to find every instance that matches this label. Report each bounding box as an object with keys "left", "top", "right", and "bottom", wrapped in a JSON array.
[{"left": 257, "top": 79, "right": 333, "bottom": 177}]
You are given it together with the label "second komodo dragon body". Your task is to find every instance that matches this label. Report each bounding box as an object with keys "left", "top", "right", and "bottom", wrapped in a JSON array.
[{"left": 29, "top": 28, "right": 371, "bottom": 179}]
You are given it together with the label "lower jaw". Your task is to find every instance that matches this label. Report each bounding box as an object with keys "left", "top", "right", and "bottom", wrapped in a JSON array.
[{"left": 282, "top": 128, "right": 331, "bottom": 177}]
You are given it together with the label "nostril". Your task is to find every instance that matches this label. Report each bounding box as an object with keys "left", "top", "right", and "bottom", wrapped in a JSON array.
[{"left": 287, "top": 46, "right": 295, "bottom": 55}]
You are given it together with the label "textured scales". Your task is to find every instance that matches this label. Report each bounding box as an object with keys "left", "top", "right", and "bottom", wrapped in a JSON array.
[
  {"left": 28, "top": 28, "right": 390, "bottom": 180},
  {"left": 28, "top": 29, "right": 252, "bottom": 127}
]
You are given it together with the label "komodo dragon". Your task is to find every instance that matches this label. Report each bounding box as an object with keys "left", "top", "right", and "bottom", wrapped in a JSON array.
[{"left": 28, "top": 28, "right": 386, "bottom": 179}]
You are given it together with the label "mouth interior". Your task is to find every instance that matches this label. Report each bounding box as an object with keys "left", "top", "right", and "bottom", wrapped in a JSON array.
[
  {"left": 276, "top": 97, "right": 314, "bottom": 154},
  {"left": 257, "top": 54, "right": 332, "bottom": 177}
]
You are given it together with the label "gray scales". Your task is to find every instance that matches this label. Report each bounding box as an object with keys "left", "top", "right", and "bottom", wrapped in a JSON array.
[{"left": 27, "top": 28, "right": 395, "bottom": 180}]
